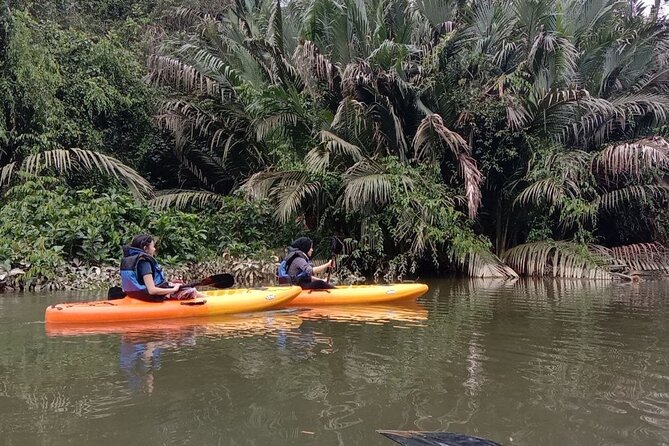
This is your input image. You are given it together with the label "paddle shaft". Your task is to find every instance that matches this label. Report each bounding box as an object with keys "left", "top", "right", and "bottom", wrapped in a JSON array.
[
  {"left": 108, "top": 273, "right": 234, "bottom": 300},
  {"left": 326, "top": 236, "right": 343, "bottom": 283}
]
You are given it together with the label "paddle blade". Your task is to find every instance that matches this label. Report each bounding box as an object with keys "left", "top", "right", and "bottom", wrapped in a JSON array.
[
  {"left": 189, "top": 273, "right": 234, "bottom": 289},
  {"left": 377, "top": 430, "right": 503, "bottom": 446}
]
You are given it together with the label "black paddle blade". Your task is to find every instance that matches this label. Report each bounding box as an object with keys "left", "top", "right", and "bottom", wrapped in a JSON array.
[
  {"left": 377, "top": 430, "right": 503, "bottom": 446},
  {"left": 188, "top": 273, "right": 234, "bottom": 289},
  {"left": 107, "top": 286, "right": 126, "bottom": 300},
  {"left": 331, "top": 236, "right": 344, "bottom": 255}
]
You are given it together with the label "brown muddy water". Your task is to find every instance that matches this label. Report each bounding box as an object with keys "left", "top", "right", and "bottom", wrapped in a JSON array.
[{"left": 0, "top": 278, "right": 668, "bottom": 445}]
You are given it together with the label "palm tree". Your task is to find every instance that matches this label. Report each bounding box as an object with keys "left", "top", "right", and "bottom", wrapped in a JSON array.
[
  {"left": 148, "top": 0, "right": 669, "bottom": 278},
  {"left": 0, "top": 6, "right": 153, "bottom": 196}
]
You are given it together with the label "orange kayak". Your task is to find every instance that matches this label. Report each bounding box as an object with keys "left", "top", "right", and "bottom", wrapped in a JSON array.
[
  {"left": 285, "top": 283, "right": 429, "bottom": 306},
  {"left": 45, "top": 311, "right": 303, "bottom": 338},
  {"left": 45, "top": 286, "right": 302, "bottom": 324}
]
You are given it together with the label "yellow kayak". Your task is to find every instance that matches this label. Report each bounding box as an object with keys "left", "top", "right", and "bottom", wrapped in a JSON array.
[
  {"left": 297, "top": 302, "right": 428, "bottom": 323},
  {"left": 285, "top": 283, "right": 429, "bottom": 306},
  {"left": 45, "top": 286, "right": 302, "bottom": 324}
]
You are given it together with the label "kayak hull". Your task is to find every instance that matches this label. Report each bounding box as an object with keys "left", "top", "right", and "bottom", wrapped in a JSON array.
[
  {"left": 285, "top": 283, "right": 429, "bottom": 306},
  {"left": 45, "top": 311, "right": 303, "bottom": 338},
  {"left": 45, "top": 286, "right": 302, "bottom": 324}
]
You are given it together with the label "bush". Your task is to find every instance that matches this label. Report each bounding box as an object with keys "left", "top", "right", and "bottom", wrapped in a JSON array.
[{"left": 0, "top": 177, "right": 293, "bottom": 271}]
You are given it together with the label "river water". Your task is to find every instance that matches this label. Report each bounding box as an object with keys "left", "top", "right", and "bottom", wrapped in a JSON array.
[{"left": 1, "top": 278, "right": 668, "bottom": 446}]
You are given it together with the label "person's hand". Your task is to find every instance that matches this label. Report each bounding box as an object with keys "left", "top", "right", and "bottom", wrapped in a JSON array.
[
  {"left": 325, "top": 260, "right": 333, "bottom": 268},
  {"left": 170, "top": 285, "right": 182, "bottom": 293}
]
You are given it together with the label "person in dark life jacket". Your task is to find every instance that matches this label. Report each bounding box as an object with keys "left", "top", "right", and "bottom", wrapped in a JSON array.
[
  {"left": 120, "top": 234, "right": 204, "bottom": 301},
  {"left": 279, "top": 237, "right": 335, "bottom": 290}
]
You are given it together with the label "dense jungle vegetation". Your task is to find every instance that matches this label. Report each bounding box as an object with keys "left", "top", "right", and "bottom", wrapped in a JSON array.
[{"left": 1, "top": 0, "right": 669, "bottom": 284}]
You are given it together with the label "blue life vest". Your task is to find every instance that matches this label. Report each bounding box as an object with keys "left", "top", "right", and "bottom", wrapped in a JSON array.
[
  {"left": 120, "top": 246, "right": 167, "bottom": 301},
  {"left": 277, "top": 250, "right": 310, "bottom": 284}
]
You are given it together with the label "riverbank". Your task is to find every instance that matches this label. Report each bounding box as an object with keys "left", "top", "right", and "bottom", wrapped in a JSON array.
[{"left": 0, "top": 254, "right": 281, "bottom": 292}]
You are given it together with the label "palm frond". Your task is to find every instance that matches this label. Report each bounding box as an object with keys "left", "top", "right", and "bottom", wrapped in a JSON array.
[
  {"left": 503, "top": 240, "right": 613, "bottom": 279},
  {"left": 606, "top": 242, "right": 669, "bottom": 272},
  {"left": 457, "top": 153, "right": 484, "bottom": 219},
  {"left": 273, "top": 175, "right": 322, "bottom": 223},
  {"left": 292, "top": 40, "right": 340, "bottom": 91},
  {"left": 343, "top": 160, "right": 401, "bottom": 212},
  {"left": 595, "top": 185, "right": 669, "bottom": 212},
  {"left": 458, "top": 250, "right": 520, "bottom": 279},
  {"left": 413, "top": 113, "right": 483, "bottom": 217},
  {"left": 267, "top": 0, "right": 285, "bottom": 55},
  {"left": 21, "top": 148, "right": 153, "bottom": 196},
  {"left": 414, "top": 113, "right": 469, "bottom": 161},
  {"left": 0, "top": 162, "right": 15, "bottom": 186},
  {"left": 515, "top": 178, "right": 566, "bottom": 207},
  {"left": 304, "top": 130, "right": 363, "bottom": 172},
  {"left": 150, "top": 190, "right": 225, "bottom": 210},
  {"left": 593, "top": 136, "right": 669, "bottom": 181},
  {"left": 147, "top": 54, "right": 222, "bottom": 96},
  {"left": 241, "top": 169, "right": 321, "bottom": 223}
]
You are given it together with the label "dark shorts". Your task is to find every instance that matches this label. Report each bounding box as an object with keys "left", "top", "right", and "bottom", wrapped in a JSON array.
[{"left": 299, "top": 278, "right": 336, "bottom": 290}]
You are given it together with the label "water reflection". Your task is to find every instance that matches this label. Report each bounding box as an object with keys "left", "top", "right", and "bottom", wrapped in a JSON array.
[
  {"left": 2, "top": 280, "right": 668, "bottom": 445},
  {"left": 46, "top": 312, "right": 304, "bottom": 394},
  {"left": 44, "top": 311, "right": 304, "bottom": 339},
  {"left": 296, "top": 302, "right": 428, "bottom": 326}
]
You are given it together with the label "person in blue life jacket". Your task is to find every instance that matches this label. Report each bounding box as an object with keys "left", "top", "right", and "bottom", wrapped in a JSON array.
[
  {"left": 279, "top": 237, "right": 335, "bottom": 290},
  {"left": 120, "top": 234, "right": 205, "bottom": 301}
]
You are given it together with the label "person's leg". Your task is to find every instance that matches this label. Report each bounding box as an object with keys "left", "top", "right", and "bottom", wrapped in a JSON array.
[
  {"left": 166, "top": 287, "right": 199, "bottom": 300},
  {"left": 300, "top": 278, "right": 336, "bottom": 290}
]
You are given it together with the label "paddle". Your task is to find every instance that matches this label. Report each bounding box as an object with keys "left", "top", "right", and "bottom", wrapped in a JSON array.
[
  {"left": 377, "top": 430, "right": 503, "bottom": 446},
  {"left": 326, "top": 236, "right": 344, "bottom": 283},
  {"left": 107, "top": 273, "right": 235, "bottom": 300}
]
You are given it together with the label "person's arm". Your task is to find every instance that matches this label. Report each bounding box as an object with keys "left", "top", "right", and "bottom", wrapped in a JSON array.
[
  {"left": 312, "top": 260, "right": 333, "bottom": 275},
  {"left": 143, "top": 274, "right": 180, "bottom": 296}
]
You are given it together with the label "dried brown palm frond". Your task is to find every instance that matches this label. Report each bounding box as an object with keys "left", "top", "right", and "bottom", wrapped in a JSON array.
[
  {"left": 332, "top": 97, "right": 369, "bottom": 134},
  {"left": 292, "top": 40, "right": 340, "bottom": 92},
  {"left": 149, "top": 190, "right": 226, "bottom": 210},
  {"left": 457, "top": 153, "right": 484, "bottom": 219},
  {"left": 414, "top": 113, "right": 469, "bottom": 161},
  {"left": 147, "top": 54, "right": 221, "bottom": 96},
  {"left": 241, "top": 170, "right": 280, "bottom": 200},
  {"left": 503, "top": 241, "right": 613, "bottom": 279},
  {"left": 605, "top": 243, "right": 669, "bottom": 273},
  {"left": 413, "top": 113, "right": 483, "bottom": 218},
  {"left": 161, "top": 6, "right": 218, "bottom": 30},
  {"left": 14, "top": 148, "right": 152, "bottom": 196},
  {"left": 458, "top": 251, "right": 520, "bottom": 279},
  {"left": 505, "top": 100, "right": 530, "bottom": 130},
  {"left": 341, "top": 60, "right": 374, "bottom": 98},
  {"left": 0, "top": 162, "right": 15, "bottom": 186},
  {"left": 592, "top": 136, "right": 669, "bottom": 181}
]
